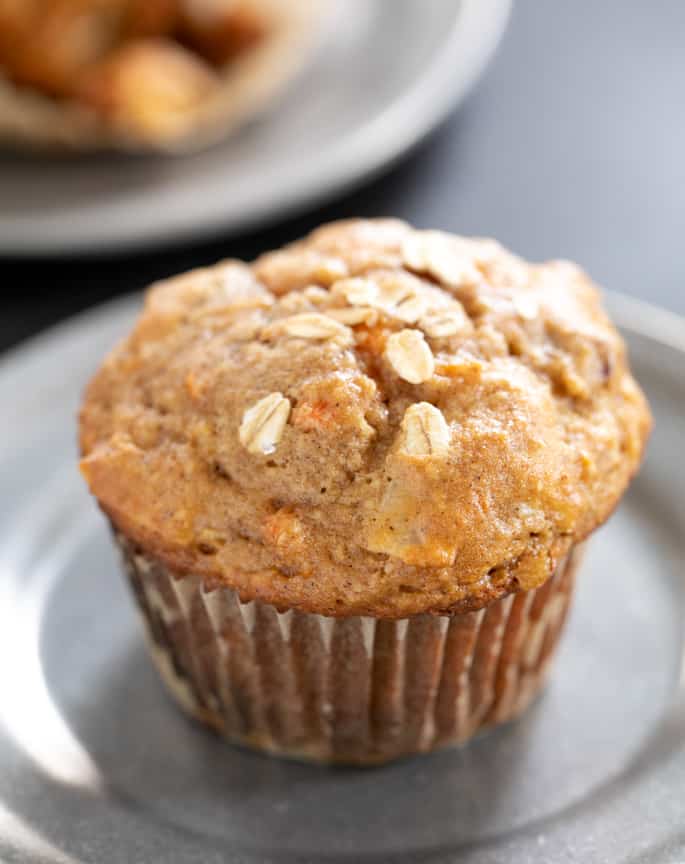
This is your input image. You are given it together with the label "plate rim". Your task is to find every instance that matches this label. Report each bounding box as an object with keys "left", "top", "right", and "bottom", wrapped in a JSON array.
[{"left": 0, "top": 0, "right": 513, "bottom": 257}]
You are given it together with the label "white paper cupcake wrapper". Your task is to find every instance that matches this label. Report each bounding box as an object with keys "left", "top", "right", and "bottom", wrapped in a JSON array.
[{"left": 116, "top": 532, "right": 582, "bottom": 764}]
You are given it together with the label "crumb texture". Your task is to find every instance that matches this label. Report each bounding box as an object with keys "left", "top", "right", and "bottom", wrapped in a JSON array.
[{"left": 80, "top": 220, "right": 652, "bottom": 616}]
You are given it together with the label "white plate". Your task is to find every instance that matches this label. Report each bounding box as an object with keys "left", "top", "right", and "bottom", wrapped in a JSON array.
[
  {"left": 0, "top": 291, "right": 684, "bottom": 863},
  {"left": 0, "top": 0, "right": 511, "bottom": 256}
]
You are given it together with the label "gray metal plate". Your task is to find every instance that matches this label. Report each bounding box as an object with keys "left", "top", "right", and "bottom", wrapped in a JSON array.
[
  {"left": 0, "top": 0, "right": 511, "bottom": 256},
  {"left": 0, "top": 292, "right": 683, "bottom": 863}
]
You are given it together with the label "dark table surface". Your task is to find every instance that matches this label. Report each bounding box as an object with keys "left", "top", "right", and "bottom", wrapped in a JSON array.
[{"left": 2, "top": 0, "right": 684, "bottom": 356}]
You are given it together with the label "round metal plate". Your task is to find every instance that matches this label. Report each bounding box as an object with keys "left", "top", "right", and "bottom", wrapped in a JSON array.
[
  {"left": 0, "top": 0, "right": 511, "bottom": 256},
  {"left": 0, "top": 292, "right": 683, "bottom": 863}
]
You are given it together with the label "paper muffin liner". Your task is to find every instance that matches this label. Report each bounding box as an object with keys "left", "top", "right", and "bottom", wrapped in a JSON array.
[{"left": 115, "top": 531, "right": 583, "bottom": 764}]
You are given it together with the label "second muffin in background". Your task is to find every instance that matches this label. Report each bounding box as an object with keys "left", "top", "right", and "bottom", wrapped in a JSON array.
[
  {"left": 0, "top": 0, "right": 327, "bottom": 150},
  {"left": 79, "top": 220, "right": 651, "bottom": 763}
]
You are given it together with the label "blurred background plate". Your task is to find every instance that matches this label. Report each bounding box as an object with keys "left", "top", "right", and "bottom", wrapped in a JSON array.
[{"left": 0, "top": 0, "right": 511, "bottom": 257}]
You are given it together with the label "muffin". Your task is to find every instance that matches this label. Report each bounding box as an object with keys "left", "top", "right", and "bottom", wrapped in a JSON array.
[
  {"left": 0, "top": 0, "right": 327, "bottom": 151},
  {"left": 79, "top": 220, "right": 652, "bottom": 764}
]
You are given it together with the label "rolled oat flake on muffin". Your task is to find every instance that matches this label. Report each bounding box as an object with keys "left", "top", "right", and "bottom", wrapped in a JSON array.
[{"left": 79, "top": 219, "right": 652, "bottom": 764}]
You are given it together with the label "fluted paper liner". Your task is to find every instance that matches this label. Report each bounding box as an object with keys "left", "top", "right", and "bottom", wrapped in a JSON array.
[{"left": 117, "top": 532, "right": 582, "bottom": 764}]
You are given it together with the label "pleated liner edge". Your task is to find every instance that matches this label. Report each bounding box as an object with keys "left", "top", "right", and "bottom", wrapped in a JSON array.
[{"left": 116, "top": 531, "right": 582, "bottom": 765}]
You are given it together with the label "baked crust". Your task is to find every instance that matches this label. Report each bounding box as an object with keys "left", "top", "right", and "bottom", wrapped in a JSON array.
[{"left": 80, "top": 220, "right": 652, "bottom": 617}]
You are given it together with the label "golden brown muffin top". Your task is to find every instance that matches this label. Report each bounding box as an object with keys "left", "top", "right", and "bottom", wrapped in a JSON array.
[{"left": 80, "top": 220, "right": 652, "bottom": 617}]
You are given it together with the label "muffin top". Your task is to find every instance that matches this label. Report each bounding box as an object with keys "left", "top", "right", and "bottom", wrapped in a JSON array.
[{"left": 80, "top": 220, "right": 651, "bottom": 617}]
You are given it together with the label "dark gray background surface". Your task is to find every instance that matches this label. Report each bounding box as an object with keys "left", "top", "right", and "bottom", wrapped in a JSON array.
[{"left": 2, "top": 0, "right": 683, "bottom": 351}]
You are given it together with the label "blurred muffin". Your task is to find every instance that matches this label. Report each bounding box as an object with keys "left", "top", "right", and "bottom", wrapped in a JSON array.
[
  {"left": 0, "top": 0, "right": 327, "bottom": 150},
  {"left": 79, "top": 220, "right": 651, "bottom": 763}
]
